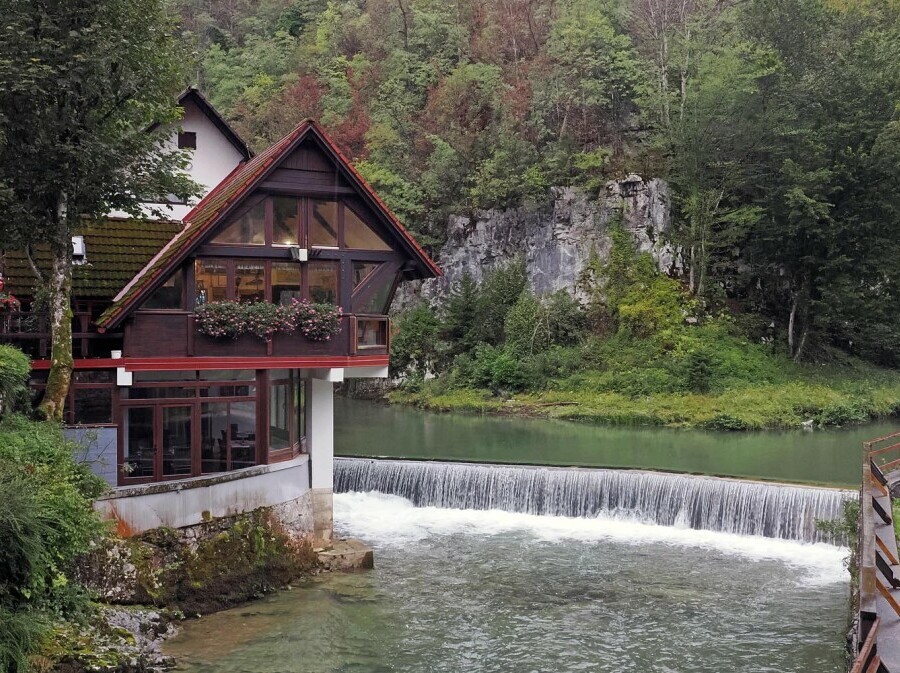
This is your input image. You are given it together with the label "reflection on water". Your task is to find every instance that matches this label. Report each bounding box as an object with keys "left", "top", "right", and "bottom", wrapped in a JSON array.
[
  {"left": 335, "top": 397, "right": 898, "bottom": 486},
  {"left": 167, "top": 492, "right": 849, "bottom": 673}
]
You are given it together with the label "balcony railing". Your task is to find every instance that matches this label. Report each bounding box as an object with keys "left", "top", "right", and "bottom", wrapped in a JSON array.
[{"left": 0, "top": 310, "right": 122, "bottom": 359}]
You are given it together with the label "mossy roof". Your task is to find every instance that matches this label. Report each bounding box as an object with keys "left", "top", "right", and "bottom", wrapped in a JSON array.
[{"left": 2, "top": 218, "right": 183, "bottom": 299}]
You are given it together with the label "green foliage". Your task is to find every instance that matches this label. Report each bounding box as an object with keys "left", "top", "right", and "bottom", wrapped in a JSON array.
[
  {"left": 0, "top": 414, "right": 107, "bottom": 670},
  {"left": 390, "top": 303, "right": 441, "bottom": 379},
  {"left": 391, "top": 218, "right": 900, "bottom": 428},
  {"left": 0, "top": 345, "right": 30, "bottom": 416},
  {"left": 504, "top": 291, "right": 548, "bottom": 357},
  {"left": 472, "top": 259, "right": 528, "bottom": 346},
  {"left": 194, "top": 299, "right": 341, "bottom": 341}
]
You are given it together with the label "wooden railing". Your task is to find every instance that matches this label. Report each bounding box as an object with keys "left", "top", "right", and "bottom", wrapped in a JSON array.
[
  {"left": 853, "top": 431, "right": 900, "bottom": 673},
  {"left": 0, "top": 310, "right": 122, "bottom": 359}
]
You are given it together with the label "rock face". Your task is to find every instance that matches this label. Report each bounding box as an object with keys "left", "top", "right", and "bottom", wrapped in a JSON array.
[{"left": 400, "top": 176, "right": 676, "bottom": 307}]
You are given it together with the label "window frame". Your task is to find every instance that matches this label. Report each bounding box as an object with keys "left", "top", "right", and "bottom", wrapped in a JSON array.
[{"left": 177, "top": 131, "right": 197, "bottom": 149}]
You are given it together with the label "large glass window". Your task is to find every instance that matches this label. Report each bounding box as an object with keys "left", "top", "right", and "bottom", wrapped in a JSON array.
[
  {"left": 32, "top": 370, "right": 115, "bottom": 426},
  {"left": 294, "top": 379, "right": 304, "bottom": 446},
  {"left": 120, "top": 371, "right": 258, "bottom": 483},
  {"left": 272, "top": 262, "right": 301, "bottom": 306},
  {"left": 273, "top": 197, "right": 300, "bottom": 246},
  {"left": 344, "top": 206, "right": 391, "bottom": 250},
  {"left": 356, "top": 271, "right": 397, "bottom": 314},
  {"left": 123, "top": 407, "right": 155, "bottom": 478},
  {"left": 195, "top": 259, "right": 228, "bottom": 305},
  {"left": 229, "top": 401, "right": 257, "bottom": 469},
  {"left": 352, "top": 262, "right": 380, "bottom": 290},
  {"left": 214, "top": 201, "right": 266, "bottom": 245},
  {"left": 357, "top": 318, "right": 388, "bottom": 348},
  {"left": 162, "top": 406, "right": 192, "bottom": 476},
  {"left": 269, "top": 371, "right": 305, "bottom": 456},
  {"left": 73, "top": 388, "right": 114, "bottom": 424},
  {"left": 309, "top": 261, "right": 339, "bottom": 304},
  {"left": 269, "top": 372, "right": 291, "bottom": 452},
  {"left": 143, "top": 271, "right": 184, "bottom": 309},
  {"left": 201, "top": 402, "right": 229, "bottom": 474},
  {"left": 234, "top": 262, "right": 265, "bottom": 302},
  {"left": 310, "top": 200, "right": 338, "bottom": 247}
]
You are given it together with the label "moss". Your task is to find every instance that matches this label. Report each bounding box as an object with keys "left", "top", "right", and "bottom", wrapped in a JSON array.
[{"left": 118, "top": 510, "right": 317, "bottom": 615}]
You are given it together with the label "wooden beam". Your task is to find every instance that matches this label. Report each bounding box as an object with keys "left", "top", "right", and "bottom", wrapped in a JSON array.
[
  {"left": 877, "top": 578, "right": 900, "bottom": 618},
  {"left": 876, "top": 535, "right": 899, "bottom": 566},
  {"left": 850, "top": 617, "right": 879, "bottom": 673}
]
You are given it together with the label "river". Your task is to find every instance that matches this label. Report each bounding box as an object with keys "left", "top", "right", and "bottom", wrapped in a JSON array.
[
  {"left": 167, "top": 491, "right": 849, "bottom": 672},
  {"left": 164, "top": 400, "right": 875, "bottom": 671},
  {"left": 335, "top": 397, "right": 897, "bottom": 487}
]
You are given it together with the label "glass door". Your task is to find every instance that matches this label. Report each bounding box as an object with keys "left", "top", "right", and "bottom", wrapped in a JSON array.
[
  {"left": 161, "top": 405, "right": 193, "bottom": 478},
  {"left": 123, "top": 406, "right": 156, "bottom": 479}
]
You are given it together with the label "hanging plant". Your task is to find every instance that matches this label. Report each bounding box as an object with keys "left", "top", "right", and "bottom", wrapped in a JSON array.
[
  {"left": 195, "top": 300, "right": 342, "bottom": 342},
  {"left": 194, "top": 301, "right": 245, "bottom": 338},
  {"left": 0, "top": 291, "right": 20, "bottom": 314},
  {"left": 292, "top": 299, "right": 343, "bottom": 342}
]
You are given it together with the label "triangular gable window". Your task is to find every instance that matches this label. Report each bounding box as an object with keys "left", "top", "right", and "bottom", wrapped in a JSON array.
[
  {"left": 344, "top": 205, "right": 391, "bottom": 251},
  {"left": 213, "top": 201, "right": 265, "bottom": 245},
  {"left": 142, "top": 270, "right": 184, "bottom": 309}
]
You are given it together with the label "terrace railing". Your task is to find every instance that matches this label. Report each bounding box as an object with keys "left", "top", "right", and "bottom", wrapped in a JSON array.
[
  {"left": 853, "top": 431, "right": 900, "bottom": 673},
  {"left": 0, "top": 310, "right": 122, "bottom": 359}
]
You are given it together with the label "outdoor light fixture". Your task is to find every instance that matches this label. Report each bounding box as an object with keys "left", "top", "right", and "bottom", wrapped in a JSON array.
[
  {"left": 289, "top": 246, "right": 308, "bottom": 262},
  {"left": 72, "top": 235, "right": 87, "bottom": 264}
]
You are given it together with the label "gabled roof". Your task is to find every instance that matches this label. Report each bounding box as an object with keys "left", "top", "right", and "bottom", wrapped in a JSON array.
[
  {"left": 2, "top": 219, "right": 183, "bottom": 299},
  {"left": 151, "top": 87, "right": 253, "bottom": 161},
  {"left": 96, "top": 119, "right": 440, "bottom": 330}
]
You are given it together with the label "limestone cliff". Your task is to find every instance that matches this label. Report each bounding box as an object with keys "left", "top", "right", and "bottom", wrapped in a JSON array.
[{"left": 398, "top": 176, "right": 675, "bottom": 307}]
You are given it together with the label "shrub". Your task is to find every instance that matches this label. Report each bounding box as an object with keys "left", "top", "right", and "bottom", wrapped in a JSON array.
[
  {"left": 473, "top": 259, "right": 528, "bottom": 345},
  {"left": 0, "top": 345, "right": 30, "bottom": 417},
  {"left": 0, "top": 416, "right": 106, "bottom": 670},
  {"left": 391, "top": 304, "right": 441, "bottom": 378},
  {"left": 504, "top": 290, "right": 548, "bottom": 356}
]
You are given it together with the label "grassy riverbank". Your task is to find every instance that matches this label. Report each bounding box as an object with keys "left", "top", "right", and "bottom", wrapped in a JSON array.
[
  {"left": 389, "top": 244, "right": 900, "bottom": 431},
  {"left": 390, "top": 367, "right": 900, "bottom": 431}
]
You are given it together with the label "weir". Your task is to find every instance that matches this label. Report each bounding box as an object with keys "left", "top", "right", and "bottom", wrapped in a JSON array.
[{"left": 335, "top": 458, "right": 851, "bottom": 544}]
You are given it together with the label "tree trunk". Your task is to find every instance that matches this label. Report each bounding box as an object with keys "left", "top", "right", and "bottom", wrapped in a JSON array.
[
  {"left": 38, "top": 194, "right": 74, "bottom": 422},
  {"left": 787, "top": 293, "right": 797, "bottom": 356}
]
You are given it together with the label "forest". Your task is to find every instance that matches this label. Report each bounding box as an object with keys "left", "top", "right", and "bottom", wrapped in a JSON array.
[{"left": 177, "top": 0, "right": 900, "bottom": 368}]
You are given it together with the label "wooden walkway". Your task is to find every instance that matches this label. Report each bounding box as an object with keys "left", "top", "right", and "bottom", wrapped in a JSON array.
[{"left": 852, "top": 432, "right": 900, "bottom": 673}]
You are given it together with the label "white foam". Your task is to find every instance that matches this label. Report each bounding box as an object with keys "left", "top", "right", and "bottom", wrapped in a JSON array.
[{"left": 334, "top": 491, "right": 849, "bottom": 586}]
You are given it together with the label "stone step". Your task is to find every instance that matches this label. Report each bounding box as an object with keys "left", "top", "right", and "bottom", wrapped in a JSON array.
[{"left": 316, "top": 538, "right": 374, "bottom": 571}]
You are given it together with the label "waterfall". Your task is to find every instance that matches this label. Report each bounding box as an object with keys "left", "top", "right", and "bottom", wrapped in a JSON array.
[{"left": 335, "top": 458, "right": 852, "bottom": 544}]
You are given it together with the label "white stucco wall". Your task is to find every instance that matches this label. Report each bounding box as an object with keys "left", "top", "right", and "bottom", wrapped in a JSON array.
[
  {"left": 94, "top": 455, "right": 311, "bottom": 534},
  {"left": 108, "top": 97, "right": 246, "bottom": 221}
]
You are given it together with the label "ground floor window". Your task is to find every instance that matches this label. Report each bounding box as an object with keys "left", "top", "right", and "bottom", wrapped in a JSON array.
[
  {"left": 269, "top": 369, "right": 305, "bottom": 460},
  {"left": 118, "top": 369, "right": 307, "bottom": 485},
  {"left": 30, "top": 369, "right": 115, "bottom": 426}
]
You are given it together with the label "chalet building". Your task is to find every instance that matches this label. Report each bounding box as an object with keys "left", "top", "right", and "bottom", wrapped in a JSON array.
[{"left": 0, "top": 94, "right": 440, "bottom": 541}]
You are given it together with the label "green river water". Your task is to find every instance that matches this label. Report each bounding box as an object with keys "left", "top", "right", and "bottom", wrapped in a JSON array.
[
  {"left": 165, "top": 401, "right": 896, "bottom": 671},
  {"left": 335, "top": 397, "right": 898, "bottom": 487}
]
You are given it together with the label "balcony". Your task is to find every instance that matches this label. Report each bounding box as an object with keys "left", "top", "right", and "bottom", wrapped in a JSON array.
[
  {"left": 0, "top": 310, "right": 123, "bottom": 359},
  {"left": 123, "top": 312, "right": 388, "bottom": 359}
]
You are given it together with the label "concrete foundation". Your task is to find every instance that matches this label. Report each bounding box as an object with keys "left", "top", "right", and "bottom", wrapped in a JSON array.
[
  {"left": 311, "top": 488, "right": 334, "bottom": 544},
  {"left": 95, "top": 455, "right": 314, "bottom": 537}
]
